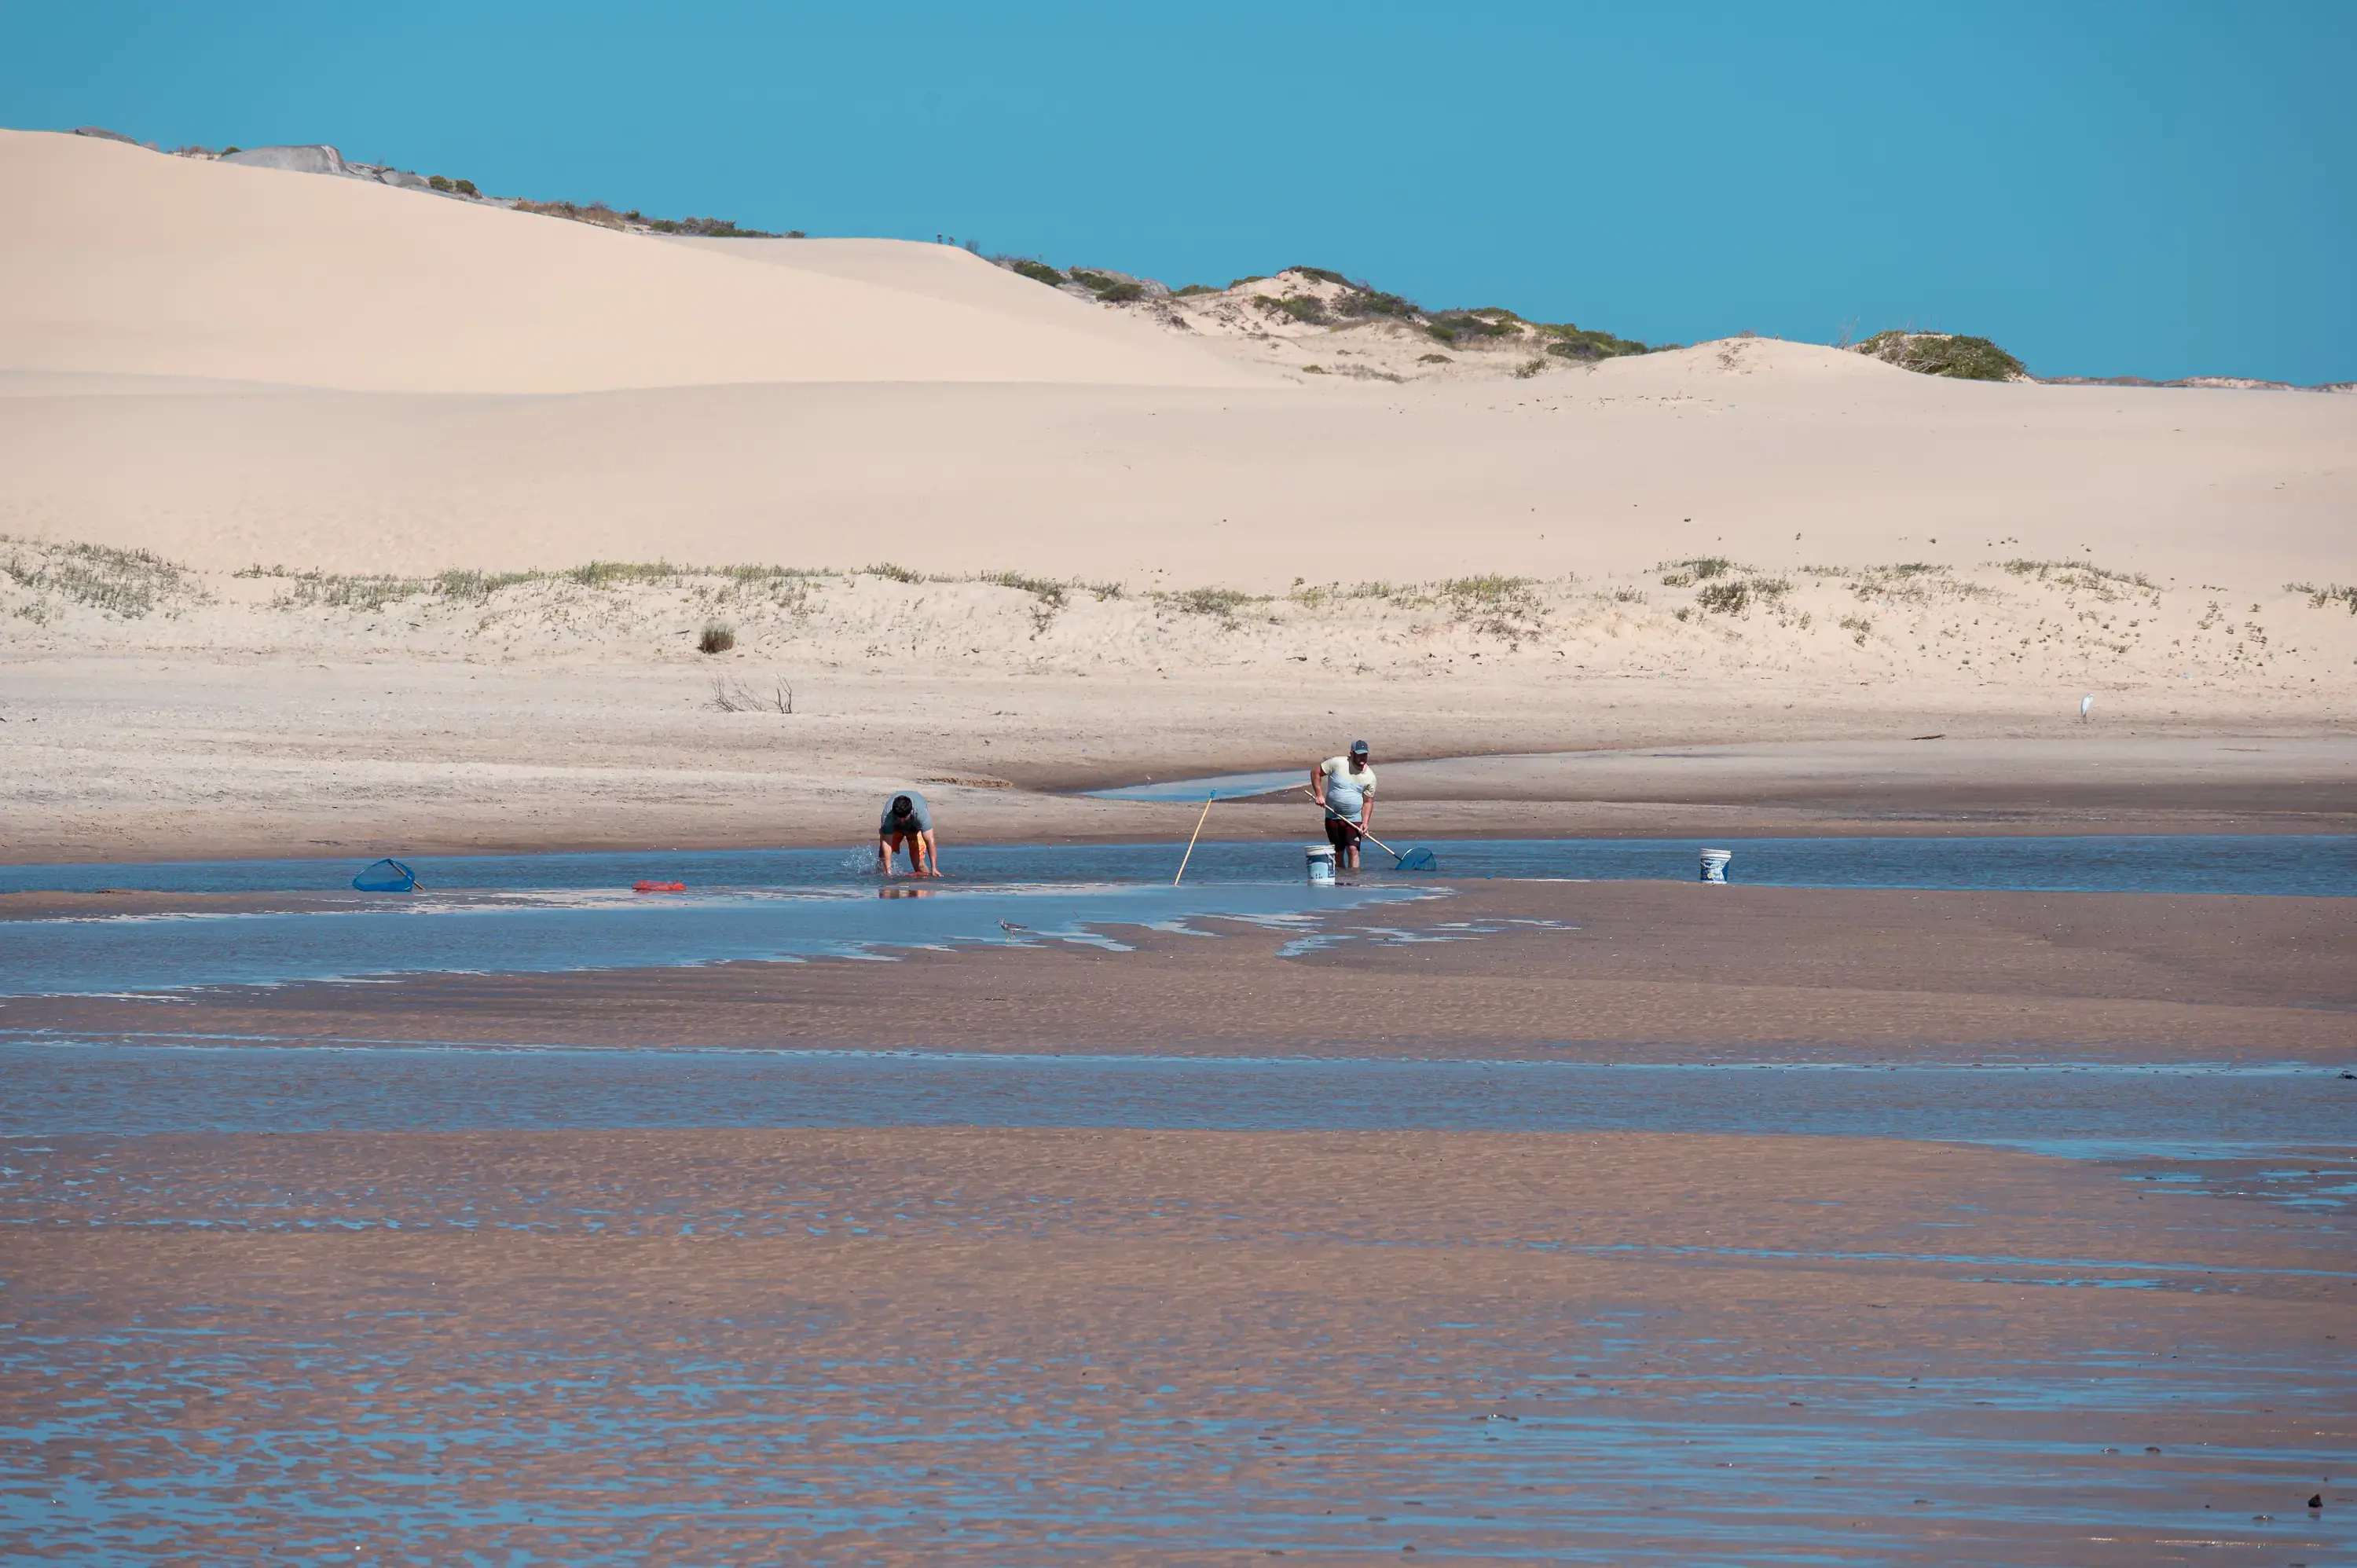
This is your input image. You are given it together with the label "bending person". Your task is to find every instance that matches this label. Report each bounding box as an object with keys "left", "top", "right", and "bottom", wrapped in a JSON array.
[
  {"left": 1310, "top": 739, "right": 1376, "bottom": 874},
  {"left": 878, "top": 790, "right": 941, "bottom": 877}
]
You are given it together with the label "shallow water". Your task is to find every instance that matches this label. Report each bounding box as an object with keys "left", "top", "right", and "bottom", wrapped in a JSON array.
[
  {"left": 1084, "top": 767, "right": 1307, "bottom": 801},
  {"left": 5, "top": 1046, "right": 2349, "bottom": 1200},
  {"left": 6, "top": 838, "right": 2352, "bottom": 1562},
  {"left": 4, "top": 837, "right": 2350, "bottom": 996},
  {"left": 0, "top": 882, "right": 1424, "bottom": 996},
  {"left": 5, "top": 1227, "right": 2342, "bottom": 1565},
  {"left": 5, "top": 833, "right": 2351, "bottom": 898}
]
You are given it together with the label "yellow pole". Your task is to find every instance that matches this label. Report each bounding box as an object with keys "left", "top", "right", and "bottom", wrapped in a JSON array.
[{"left": 1172, "top": 792, "right": 1217, "bottom": 885}]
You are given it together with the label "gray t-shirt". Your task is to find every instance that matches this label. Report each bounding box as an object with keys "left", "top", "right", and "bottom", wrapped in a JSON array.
[
  {"left": 879, "top": 790, "right": 933, "bottom": 833},
  {"left": 1318, "top": 757, "right": 1375, "bottom": 822}
]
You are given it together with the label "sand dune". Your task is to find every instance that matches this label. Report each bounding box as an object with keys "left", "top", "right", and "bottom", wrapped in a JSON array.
[
  {"left": 2, "top": 124, "right": 2352, "bottom": 862},
  {"left": 2, "top": 127, "right": 2348, "bottom": 591},
  {"left": 0, "top": 130, "right": 1255, "bottom": 393},
  {"left": 665, "top": 236, "right": 1188, "bottom": 347},
  {"left": 2, "top": 337, "right": 2349, "bottom": 592}
]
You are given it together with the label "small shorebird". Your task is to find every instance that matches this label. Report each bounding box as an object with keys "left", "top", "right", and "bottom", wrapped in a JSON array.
[{"left": 998, "top": 919, "right": 1029, "bottom": 933}]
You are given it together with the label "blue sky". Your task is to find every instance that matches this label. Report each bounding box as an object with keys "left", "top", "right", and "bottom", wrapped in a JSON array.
[{"left": 7, "top": 1, "right": 2352, "bottom": 382}]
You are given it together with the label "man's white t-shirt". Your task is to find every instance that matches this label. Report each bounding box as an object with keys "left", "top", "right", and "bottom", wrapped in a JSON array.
[{"left": 1318, "top": 756, "right": 1376, "bottom": 822}]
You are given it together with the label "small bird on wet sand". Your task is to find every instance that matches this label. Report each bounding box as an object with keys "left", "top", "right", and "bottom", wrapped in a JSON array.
[{"left": 998, "top": 919, "right": 1028, "bottom": 934}]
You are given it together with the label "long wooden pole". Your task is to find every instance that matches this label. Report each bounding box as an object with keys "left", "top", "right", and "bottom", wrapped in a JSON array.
[{"left": 1172, "top": 792, "right": 1217, "bottom": 885}]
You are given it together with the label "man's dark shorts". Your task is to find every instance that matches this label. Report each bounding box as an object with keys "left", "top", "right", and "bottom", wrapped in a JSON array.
[{"left": 1325, "top": 817, "right": 1362, "bottom": 851}]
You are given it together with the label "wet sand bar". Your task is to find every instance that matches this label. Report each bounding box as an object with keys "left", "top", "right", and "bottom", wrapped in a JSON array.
[
  {"left": 2, "top": 880, "right": 2352, "bottom": 1560},
  {"left": 13, "top": 880, "right": 2355, "bottom": 1061},
  {"left": 5, "top": 1129, "right": 2349, "bottom": 1562}
]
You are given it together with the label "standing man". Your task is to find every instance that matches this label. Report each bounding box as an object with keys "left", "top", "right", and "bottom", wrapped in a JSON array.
[
  {"left": 1310, "top": 740, "right": 1376, "bottom": 873},
  {"left": 878, "top": 790, "right": 941, "bottom": 877}
]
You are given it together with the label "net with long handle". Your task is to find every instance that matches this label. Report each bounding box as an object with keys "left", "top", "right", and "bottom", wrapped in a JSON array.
[{"left": 1303, "top": 786, "right": 1435, "bottom": 873}]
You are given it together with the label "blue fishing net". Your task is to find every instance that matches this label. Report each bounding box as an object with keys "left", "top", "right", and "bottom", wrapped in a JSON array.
[{"left": 351, "top": 858, "right": 420, "bottom": 892}]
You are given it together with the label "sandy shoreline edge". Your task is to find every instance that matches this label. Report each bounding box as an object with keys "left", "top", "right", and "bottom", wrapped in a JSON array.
[{"left": 5, "top": 721, "right": 2354, "bottom": 866}]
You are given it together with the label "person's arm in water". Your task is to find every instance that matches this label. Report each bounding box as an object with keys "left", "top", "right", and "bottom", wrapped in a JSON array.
[
  {"left": 918, "top": 829, "right": 940, "bottom": 877},
  {"left": 877, "top": 835, "right": 894, "bottom": 877}
]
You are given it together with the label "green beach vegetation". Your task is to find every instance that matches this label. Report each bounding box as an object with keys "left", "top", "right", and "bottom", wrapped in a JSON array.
[
  {"left": 1853, "top": 330, "right": 2027, "bottom": 382},
  {"left": 990, "top": 258, "right": 1656, "bottom": 363},
  {"left": 509, "top": 199, "right": 783, "bottom": 238},
  {"left": 2288, "top": 581, "right": 2357, "bottom": 614},
  {"left": 1, "top": 534, "right": 202, "bottom": 619}
]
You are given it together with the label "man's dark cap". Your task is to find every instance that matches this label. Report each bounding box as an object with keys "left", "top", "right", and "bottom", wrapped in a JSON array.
[{"left": 1350, "top": 739, "right": 1370, "bottom": 756}]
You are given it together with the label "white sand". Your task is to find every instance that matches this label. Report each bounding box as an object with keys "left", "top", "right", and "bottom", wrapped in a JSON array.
[
  {"left": 664, "top": 236, "right": 1193, "bottom": 348},
  {"left": 2, "top": 127, "right": 2352, "bottom": 860},
  {"left": 0, "top": 130, "right": 1254, "bottom": 394}
]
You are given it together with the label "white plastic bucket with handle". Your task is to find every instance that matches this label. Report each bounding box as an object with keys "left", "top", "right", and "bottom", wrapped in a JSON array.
[
  {"left": 1306, "top": 844, "right": 1337, "bottom": 885},
  {"left": 1699, "top": 848, "right": 1732, "bottom": 883}
]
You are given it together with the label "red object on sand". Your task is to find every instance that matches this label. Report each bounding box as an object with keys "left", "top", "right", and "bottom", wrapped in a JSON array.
[{"left": 632, "top": 880, "right": 687, "bottom": 894}]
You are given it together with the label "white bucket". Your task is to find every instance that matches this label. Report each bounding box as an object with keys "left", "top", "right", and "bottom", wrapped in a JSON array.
[
  {"left": 1306, "top": 844, "right": 1337, "bottom": 885},
  {"left": 1699, "top": 848, "right": 1732, "bottom": 883}
]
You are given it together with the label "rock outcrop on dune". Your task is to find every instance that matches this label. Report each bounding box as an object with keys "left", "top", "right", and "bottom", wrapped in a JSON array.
[
  {"left": 992, "top": 262, "right": 1662, "bottom": 383},
  {"left": 104, "top": 132, "right": 783, "bottom": 233},
  {"left": 0, "top": 129, "right": 1258, "bottom": 394},
  {"left": 1005, "top": 260, "right": 2351, "bottom": 394},
  {"left": 218, "top": 143, "right": 346, "bottom": 175},
  {"left": 2042, "top": 372, "right": 2357, "bottom": 393}
]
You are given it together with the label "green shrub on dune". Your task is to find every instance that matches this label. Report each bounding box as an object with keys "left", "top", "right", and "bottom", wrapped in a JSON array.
[
  {"left": 1008, "top": 258, "right": 1068, "bottom": 288},
  {"left": 1541, "top": 322, "right": 1651, "bottom": 361},
  {"left": 1069, "top": 269, "right": 1146, "bottom": 302},
  {"left": 1854, "top": 330, "right": 2027, "bottom": 381}
]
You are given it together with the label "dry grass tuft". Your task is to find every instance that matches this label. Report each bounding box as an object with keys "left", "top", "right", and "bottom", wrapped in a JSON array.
[
  {"left": 4, "top": 535, "right": 202, "bottom": 618},
  {"left": 1658, "top": 557, "right": 1734, "bottom": 587},
  {"left": 2287, "top": 581, "right": 2357, "bottom": 614},
  {"left": 711, "top": 676, "right": 793, "bottom": 712},
  {"left": 979, "top": 571, "right": 1070, "bottom": 631},
  {"left": 1440, "top": 574, "right": 1545, "bottom": 639},
  {"left": 1160, "top": 586, "right": 1268, "bottom": 622},
  {"left": 2002, "top": 559, "right": 2157, "bottom": 599}
]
